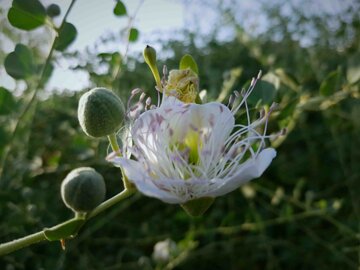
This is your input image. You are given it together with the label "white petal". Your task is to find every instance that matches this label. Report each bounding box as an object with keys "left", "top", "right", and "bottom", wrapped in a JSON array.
[
  {"left": 194, "top": 102, "right": 235, "bottom": 168},
  {"left": 111, "top": 157, "right": 183, "bottom": 204},
  {"left": 206, "top": 148, "right": 276, "bottom": 197},
  {"left": 130, "top": 97, "right": 186, "bottom": 164}
]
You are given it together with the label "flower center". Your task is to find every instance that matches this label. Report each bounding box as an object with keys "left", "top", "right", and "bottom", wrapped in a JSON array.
[{"left": 182, "top": 130, "right": 201, "bottom": 165}]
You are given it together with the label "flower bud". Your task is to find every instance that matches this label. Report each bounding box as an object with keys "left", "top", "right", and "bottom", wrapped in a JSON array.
[
  {"left": 143, "top": 45, "right": 156, "bottom": 67},
  {"left": 78, "top": 88, "right": 125, "bottom": 138},
  {"left": 143, "top": 45, "right": 161, "bottom": 89},
  {"left": 61, "top": 167, "right": 106, "bottom": 213},
  {"left": 165, "top": 69, "right": 199, "bottom": 103},
  {"left": 46, "top": 4, "right": 61, "bottom": 17},
  {"left": 180, "top": 197, "right": 214, "bottom": 217}
]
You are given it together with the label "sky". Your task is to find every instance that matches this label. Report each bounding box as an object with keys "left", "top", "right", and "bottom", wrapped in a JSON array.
[
  {"left": 60, "top": 0, "right": 185, "bottom": 50},
  {"left": 48, "top": 0, "right": 186, "bottom": 91},
  {"left": 1, "top": 0, "right": 187, "bottom": 92},
  {"left": 2, "top": 0, "right": 356, "bottom": 93}
]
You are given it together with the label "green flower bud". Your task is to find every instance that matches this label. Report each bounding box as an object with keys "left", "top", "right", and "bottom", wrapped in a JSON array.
[
  {"left": 46, "top": 4, "right": 61, "bottom": 17},
  {"left": 61, "top": 167, "right": 106, "bottom": 213},
  {"left": 78, "top": 88, "right": 125, "bottom": 138},
  {"left": 165, "top": 68, "right": 199, "bottom": 103},
  {"left": 143, "top": 45, "right": 156, "bottom": 67},
  {"left": 143, "top": 45, "right": 161, "bottom": 89},
  {"left": 180, "top": 197, "right": 214, "bottom": 217}
]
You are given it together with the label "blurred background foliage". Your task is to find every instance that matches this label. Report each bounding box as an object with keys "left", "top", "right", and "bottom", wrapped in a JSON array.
[{"left": 0, "top": 0, "right": 360, "bottom": 269}]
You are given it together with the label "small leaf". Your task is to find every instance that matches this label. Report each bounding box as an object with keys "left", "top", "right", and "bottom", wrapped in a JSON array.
[
  {"left": 320, "top": 69, "right": 342, "bottom": 96},
  {"left": 246, "top": 79, "right": 277, "bottom": 106},
  {"left": 0, "top": 87, "right": 16, "bottom": 115},
  {"left": 113, "top": 1, "right": 127, "bottom": 16},
  {"left": 55, "top": 22, "right": 77, "bottom": 51},
  {"left": 5, "top": 44, "right": 35, "bottom": 79},
  {"left": 179, "top": 54, "right": 199, "bottom": 75},
  {"left": 43, "top": 218, "right": 85, "bottom": 241},
  {"left": 8, "top": 0, "right": 46, "bottom": 31},
  {"left": 128, "top": 28, "right": 139, "bottom": 42}
]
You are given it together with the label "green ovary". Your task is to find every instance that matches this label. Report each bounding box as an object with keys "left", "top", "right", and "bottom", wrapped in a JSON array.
[
  {"left": 170, "top": 130, "right": 201, "bottom": 167},
  {"left": 183, "top": 130, "right": 201, "bottom": 165}
]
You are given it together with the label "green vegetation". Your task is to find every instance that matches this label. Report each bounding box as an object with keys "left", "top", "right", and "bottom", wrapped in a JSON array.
[{"left": 0, "top": 0, "right": 359, "bottom": 269}]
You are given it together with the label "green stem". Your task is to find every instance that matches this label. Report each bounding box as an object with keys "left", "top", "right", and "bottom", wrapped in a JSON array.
[
  {"left": 87, "top": 189, "right": 134, "bottom": 219},
  {"left": 108, "top": 133, "right": 120, "bottom": 153},
  {"left": 0, "top": 189, "right": 135, "bottom": 256},
  {"left": 0, "top": 231, "right": 46, "bottom": 256},
  {"left": 107, "top": 133, "right": 133, "bottom": 190}
]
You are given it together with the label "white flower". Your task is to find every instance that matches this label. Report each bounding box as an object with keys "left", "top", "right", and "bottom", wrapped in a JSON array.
[
  {"left": 152, "top": 239, "right": 177, "bottom": 263},
  {"left": 109, "top": 82, "right": 277, "bottom": 204}
]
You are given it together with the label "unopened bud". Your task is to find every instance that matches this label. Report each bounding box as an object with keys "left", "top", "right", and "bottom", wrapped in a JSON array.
[
  {"left": 143, "top": 45, "right": 161, "bottom": 88},
  {"left": 78, "top": 88, "right": 125, "bottom": 138},
  {"left": 61, "top": 167, "right": 106, "bottom": 213}
]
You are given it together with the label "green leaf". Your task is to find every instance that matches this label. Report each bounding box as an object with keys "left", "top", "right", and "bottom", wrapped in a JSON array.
[
  {"left": 0, "top": 87, "right": 16, "bottom": 115},
  {"left": 347, "top": 54, "right": 360, "bottom": 84},
  {"left": 113, "top": 1, "right": 127, "bottom": 16},
  {"left": 4, "top": 44, "right": 35, "bottom": 79},
  {"left": 179, "top": 54, "right": 199, "bottom": 75},
  {"left": 128, "top": 28, "right": 139, "bottom": 42},
  {"left": 246, "top": 81, "right": 276, "bottom": 106},
  {"left": 43, "top": 218, "right": 85, "bottom": 241},
  {"left": 319, "top": 69, "right": 342, "bottom": 96},
  {"left": 7, "top": 0, "right": 46, "bottom": 31},
  {"left": 55, "top": 22, "right": 77, "bottom": 51}
]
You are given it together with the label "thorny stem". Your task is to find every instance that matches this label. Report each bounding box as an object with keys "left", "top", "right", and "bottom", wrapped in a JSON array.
[
  {"left": 0, "top": 188, "right": 134, "bottom": 256},
  {"left": 0, "top": 0, "right": 121, "bottom": 256},
  {"left": 0, "top": 135, "right": 136, "bottom": 256}
]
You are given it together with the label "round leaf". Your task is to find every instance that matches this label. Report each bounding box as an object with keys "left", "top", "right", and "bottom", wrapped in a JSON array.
[
  {"left": 7, "top": 0, "right": 46, "bottom": 31},
  {"left": 0, "top": 87, "right": 16, "bottom": 115},
  {"left": 4, "top": 44, "right": 35, "bottom": 79},
  {"left": 113, "top": 1, "right": 127, "bottom": 16},
  {"left": 55, "top": 22, "right": 77, "bottom": 51},
  {"left": 128, "top": 28, "right": 139, "bottom": 42}
]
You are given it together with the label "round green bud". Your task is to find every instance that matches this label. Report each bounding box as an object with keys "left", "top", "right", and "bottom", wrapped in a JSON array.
[
  {"left": 78, "top": 88, "right": 125, "bottom": 138},
  {"left": 61, "top": 167, "right": 106, "bottom": 213},
  {"left": 46, "top": 4, "right": 61, "bottom": 17}
]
